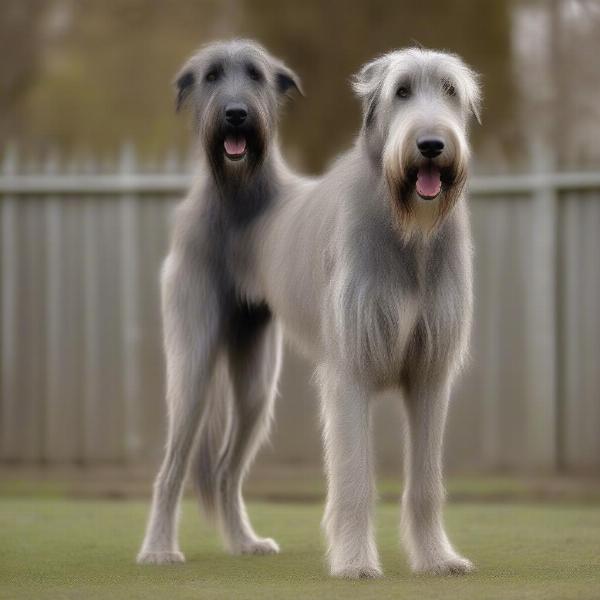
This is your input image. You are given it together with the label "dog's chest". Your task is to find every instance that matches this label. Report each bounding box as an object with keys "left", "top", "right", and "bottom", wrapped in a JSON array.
[
  {"left": 341, "top": 232, "right": 467, "bottom": 381},
  {"left": 222, "top": 223, "right": 265, "bottom": 302}
]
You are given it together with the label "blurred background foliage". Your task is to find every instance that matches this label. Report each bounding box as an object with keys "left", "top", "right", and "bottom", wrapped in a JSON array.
[{"left": 6, "top": 0, "right": 598, "bottom": 173}]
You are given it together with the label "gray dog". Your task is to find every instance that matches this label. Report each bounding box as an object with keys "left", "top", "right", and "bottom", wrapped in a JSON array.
[
  {"left": 138, "top": 39, "right": 303, "bottom": 564},
  {"left": 139, "top": 40, "right": 482, "bottom": 580}
]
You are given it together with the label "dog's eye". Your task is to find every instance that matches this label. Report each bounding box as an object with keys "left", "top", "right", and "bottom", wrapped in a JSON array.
[
  {"left": 443, "top": 81, "right": 456, "bottom": 96},
  {"left": 396, "top": 86, "right": 411, "bottom": 99},
  {"left": 247, "top": 65, "right": 263, "bottom": 82},
  {"left": 205, "top": 70, "right": 219, "bottom": 83}
]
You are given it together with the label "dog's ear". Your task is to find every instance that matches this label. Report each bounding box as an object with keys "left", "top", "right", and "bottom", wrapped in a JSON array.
[
  {"left": 468, "top": 87, "right": 482, "bottom": 125},
  {"left": 174, "top": 68, "right": 195, "bottom": 113},
  {"left": 352, "top": 54, "right": 389, "bottom": 100},
  {"left": 275, "top": 65, "right": 304, "bottom": 98},
  {"left": 460, "top": 64, "right": 483, "bottom": 125},
  {"left": 471, "top": 100, "right": 482, "bottom": 125},
  {"left": 352, "top": 54, "right": 389, "bottom": 125}
]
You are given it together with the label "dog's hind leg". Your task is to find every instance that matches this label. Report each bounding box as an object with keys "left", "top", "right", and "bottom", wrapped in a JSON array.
[
  {"left": 137, "top": 252, "right": 222, "bottom": 565},
  {"left": 214, "top": 305, "right": 283, "bottom": 555},
  {"left": 400, "top": 377, "right": 474, "bottom": 575},
  {"left": 319, "top": 366, "right": 382, "bottom": 579}
]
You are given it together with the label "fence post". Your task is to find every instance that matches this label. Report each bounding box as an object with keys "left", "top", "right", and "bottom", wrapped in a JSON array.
[
  {"left": 119, "top": 143, "right": 142, "bottom": 462},
  {"left": 0, "top": 145, "right": 18, "bottom": 459},
  {"left": 43, "top": 149, "right": 70, "bottom": 461},
  {"left": 525, "top": 140, "right": 558, "bottom": 470}
]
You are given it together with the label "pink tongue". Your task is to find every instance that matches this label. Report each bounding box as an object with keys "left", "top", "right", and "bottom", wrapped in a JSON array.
[
  {"left": 224, "top": 136, "right": 247, "bottom": 156},
  {"left": 416, "top": 165, "right": 442, "bottom": 198}
]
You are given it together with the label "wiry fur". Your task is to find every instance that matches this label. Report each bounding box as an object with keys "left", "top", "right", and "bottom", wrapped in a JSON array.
[
  {"left": 137, "top": 40, "right": 300, "bottom": 564},
  {"left": 191, "top": 358, "right": 232, "bottom": 518},
  {"left": 138, "top": 42, "right": 481, "bottom": 580}
]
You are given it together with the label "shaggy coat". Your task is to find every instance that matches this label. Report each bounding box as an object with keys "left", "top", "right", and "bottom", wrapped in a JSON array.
[{"left": 138, "top": 41, "right": 481, "bottom": 580}]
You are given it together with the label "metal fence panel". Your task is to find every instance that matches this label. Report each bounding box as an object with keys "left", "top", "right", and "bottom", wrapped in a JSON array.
[
  {"left": 0, "top": 152, "right": 598, "bottom": 472},
  {"left": 561, "top": 191, "right": 600, "bottom": 470}
]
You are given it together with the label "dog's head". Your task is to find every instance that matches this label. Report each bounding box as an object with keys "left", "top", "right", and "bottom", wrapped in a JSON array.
[
  {"left": 175, "top": 39, "right": 303, "bottom": 182},
  {"left": 353, "top": 48, "right": 481, "bottom": 236}
]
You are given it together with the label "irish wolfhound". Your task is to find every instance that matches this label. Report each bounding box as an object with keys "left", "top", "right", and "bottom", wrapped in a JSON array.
[
  {"left": 137, "top": 39, "right": 303, "bottom": 563},
  {"left": 139, "top": 42, "right": 482, "bottom": 580}
]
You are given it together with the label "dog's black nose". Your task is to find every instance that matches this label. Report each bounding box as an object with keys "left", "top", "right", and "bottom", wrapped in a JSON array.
[
  {"left": 417, "top": 136, "right": 445, "bottom": 158},
  {"left": 225, "top": 103, "right": 248, "bottom": 126}
]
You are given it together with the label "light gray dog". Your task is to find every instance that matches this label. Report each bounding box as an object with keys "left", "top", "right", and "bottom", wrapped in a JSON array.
[{"left": 139, "top": 41, "right": 482, "bottom": 580}]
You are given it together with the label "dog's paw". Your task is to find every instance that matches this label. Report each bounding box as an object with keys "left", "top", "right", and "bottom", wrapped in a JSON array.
[
  {"left": 414, "top": 554, "right": 474, "bottom": 576},
  {"left": 136, "top": 550, "right": 186, "bottom": 565},
  {"left": 331, "top": 564, "right": 383, "bottom": 580},
  {"left": 234, "top": 537, "right": 280, "bottom": 556}
]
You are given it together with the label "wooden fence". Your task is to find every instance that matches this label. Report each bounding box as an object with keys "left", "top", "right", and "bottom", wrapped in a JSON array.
[{"left": 1, "top": 146, "right": 599, "bottom": 473}]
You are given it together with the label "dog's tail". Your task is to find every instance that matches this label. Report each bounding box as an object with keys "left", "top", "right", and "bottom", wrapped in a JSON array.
[{"left": 191, "top": 359, "right": 232, "bottom": 519}]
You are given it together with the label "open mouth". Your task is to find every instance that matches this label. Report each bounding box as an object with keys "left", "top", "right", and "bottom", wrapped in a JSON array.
[
  {"left": 416, "top": 164, "right": 442, "bottom": 200},
  {"left": 224, "top": 135, "right": 247, "bottom": 161},
  {"left": 411, "top": 164, "right": 455, "bottom": 200}
]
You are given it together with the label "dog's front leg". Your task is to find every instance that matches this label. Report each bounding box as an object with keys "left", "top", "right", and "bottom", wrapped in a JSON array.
[
  {"left": 401, "top": 377, "right": 474, "bottom": 575},
  {"left": 319, "top": 366, "right": 381, "bottom": 579},
  {"left": 137, "top": 252, "right": 221, "bottom": 564}
]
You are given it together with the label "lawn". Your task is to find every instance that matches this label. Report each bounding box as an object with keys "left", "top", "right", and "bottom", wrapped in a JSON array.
[{"left": 1, "top": 498, "right": 599, "bottom": 599}]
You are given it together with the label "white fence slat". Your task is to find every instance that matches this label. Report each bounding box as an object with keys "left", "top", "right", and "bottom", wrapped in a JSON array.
[
  {"left": 120, "top": 145, "right": 142, "bottom": 462},
  {"left": 58, "top": 202, "right": 87, "bottom": 461},
  {"left": 135, "top": 197, "right": 175, "bottom": 464},
  {"left": 1, "top": 197, "right": 18, "bottom": 459},
  {"left": 44, "top": 197, "right": 69, "bottom": 461},
  {"left": 82, "top": 199, "right": 100, "bottom": 461},
  {"left": 523, "top": 146, "right": 558, "bottom": 469},
  {"left": 479, "top": 200, "right": 505, "bottom": 466},
  {"left": 562, "top": 192, "right": 600, "bottom": 469},
  {"left": 21, "top": 200, "right": 46, "bottom": 460}
]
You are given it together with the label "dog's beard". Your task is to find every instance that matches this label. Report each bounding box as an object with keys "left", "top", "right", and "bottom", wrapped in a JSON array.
[{"left": 383, "top": 132, "right": 469, "bottom": 239}]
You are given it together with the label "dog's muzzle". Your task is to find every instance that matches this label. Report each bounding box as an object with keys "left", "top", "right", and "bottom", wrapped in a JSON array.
[{"left": 413, "top": 137, "right": 448, "bottom": 201}]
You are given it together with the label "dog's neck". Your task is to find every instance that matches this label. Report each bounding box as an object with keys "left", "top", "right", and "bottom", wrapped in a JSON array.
[{"left": 201, "top": 148, "right": 281, "bottom": 226}]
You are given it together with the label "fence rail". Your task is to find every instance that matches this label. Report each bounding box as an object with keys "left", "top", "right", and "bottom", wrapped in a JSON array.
[
  {"left": 3, "top": 171, "right": 600, "bottom": 195},
  {"left": 1, "top": 150, "right": 599, "bottom": 473}
]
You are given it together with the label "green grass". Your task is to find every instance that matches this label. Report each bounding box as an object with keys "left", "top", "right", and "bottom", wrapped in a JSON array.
[{"left": 1, "top": 498, "right": 599, "bottom": 599}]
